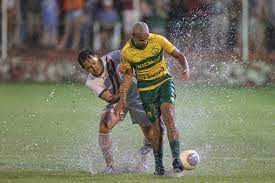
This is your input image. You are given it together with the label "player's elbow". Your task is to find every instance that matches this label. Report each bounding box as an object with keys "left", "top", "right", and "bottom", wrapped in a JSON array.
[
  {"left": 176, "top": 52, "right": 185, "bottom": 60},
  {"left": 107, "top": 96, "right": 120, "bottom": 104},
  {"left": 175, "top": 52, "right": 188, "bottom": 65},
  {"left": 108, "top": 99, "right": 118, "bottom": 104}
]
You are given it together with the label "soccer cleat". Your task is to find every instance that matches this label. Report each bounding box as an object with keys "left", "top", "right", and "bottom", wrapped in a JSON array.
[
  {"left": 136, "top": 144, "right": 152, "bottom": 172},
  {"left": 135, "top": 140, "right": 152, "bottom": 172},
  {"left": 172, "top": 158, "right": 184, "bottom": 173},
  {"left": 153, "top": 166, "right": 165, "bottom": 176},
  {"left": 103, "top": 166, "right": 115, "bottom": 174},
  {"left": 138, "top": 139, "right": 152, "bottom": 156},
  {"left": 137, "top": 143, "right": 152, "bottom": 156}
]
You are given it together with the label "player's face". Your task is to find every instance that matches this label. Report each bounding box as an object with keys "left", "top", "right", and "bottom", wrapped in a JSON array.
[
  {"left": 83, "top": 55, "right": 104, "bottom": 77},
  {"left": 132, "top": 32, "right": 149, "bottom": 49}
]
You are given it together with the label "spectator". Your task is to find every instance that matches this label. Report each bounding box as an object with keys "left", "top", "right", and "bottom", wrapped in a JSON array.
[
  {"left": 94, "top": 0, "right": 120, "bottom": 52},
  {"left": 144, "top": 0, "right": 168, "bottom": 35},
  {"left": 7, "top": 0, "right": 21, "bottom": 47},
  {"left": 80, "top": 0, "right": 95, "bottom": 49},
  {"left": 263, "top": 0, "right": 275, "bottom": 52},
  {"left": 208, "top": 0, "right": 230, "bottom": 52},
  {"left": 21, "top": 0, "right": 42, "bottom": 47},
  {"left": 120, "top": 0, "right": 141, "bottom": 42},
  {"left": 227, "top": 0, "right": 241, "bottom": 51},
  {"left": 248, "top": 0, "right": 266, "bottom": 53},
  {"left": 140, "top": 0, "right": 152, "bottom": 22},
  {"left": 57, "top": 0, "right": 87, "bottom": 51},
  {"left": 41, "top": 0, "right": 59, "bottom": 48},
  {"left": 175, "top": 0, "right": 210, "bottom": 51}
]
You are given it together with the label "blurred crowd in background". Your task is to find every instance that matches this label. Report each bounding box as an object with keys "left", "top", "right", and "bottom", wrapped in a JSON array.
[
  {"left": 3, "top": 0, "right": 275, "bottom": 56},
  {"left": 0, "top": 0, "right": 274, "bottom": 85}
]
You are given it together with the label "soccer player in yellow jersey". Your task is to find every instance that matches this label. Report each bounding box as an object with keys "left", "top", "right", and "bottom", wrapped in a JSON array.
[{"left": 115, "top": 22, "right": 190, "bottom": 175}]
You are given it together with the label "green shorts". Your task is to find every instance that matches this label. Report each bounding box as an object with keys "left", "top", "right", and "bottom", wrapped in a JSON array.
[{"left": 139, "top": 79, "right": 176, "bottom": 123}]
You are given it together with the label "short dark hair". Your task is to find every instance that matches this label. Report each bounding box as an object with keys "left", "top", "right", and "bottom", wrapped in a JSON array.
[{"left": 78, "top": 50, "right": 94, "bottom": 69}]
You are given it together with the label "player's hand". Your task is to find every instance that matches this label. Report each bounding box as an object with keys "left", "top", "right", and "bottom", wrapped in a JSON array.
[
  {"left": 114, "top": 100, "right": 126, "bottom": 120},
  {"left": 182, "top": 69, "right": 190, "bottom": 80},
  {"left": 119, "top": 82, "right": 127, "bottom": 94}
]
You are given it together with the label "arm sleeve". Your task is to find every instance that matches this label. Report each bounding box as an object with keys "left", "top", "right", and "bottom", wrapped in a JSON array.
[
  {"left": 121, "top": 50, "right": 132, "bottom": 70},
  {"left": 107, "top": 50, "right": 121, "bottom": 65},
  {"left": 158, "top": 35, "right": 176, "bottom": 54},
  {"left": 85, "top": 79, "right": 106, "bottom": 97}
]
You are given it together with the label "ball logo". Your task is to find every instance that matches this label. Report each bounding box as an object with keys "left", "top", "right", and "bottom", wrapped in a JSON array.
[{"left": 187, "top": 153, "right": 199, "bottom": 166}]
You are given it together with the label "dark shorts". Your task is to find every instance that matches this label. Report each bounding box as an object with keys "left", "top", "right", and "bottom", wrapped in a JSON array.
[{"left": 139, "top": 79, "right": 176, "bottom": 123}]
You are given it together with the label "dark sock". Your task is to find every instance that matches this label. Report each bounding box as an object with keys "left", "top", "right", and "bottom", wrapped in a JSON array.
[
  {"left": 169, "top": 140, "right": 180, "bottom": 159},
  {"left": 153, "top": 150, "right": 164, "bottom": 171}
]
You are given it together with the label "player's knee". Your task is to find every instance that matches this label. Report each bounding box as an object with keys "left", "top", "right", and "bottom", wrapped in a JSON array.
[
  {"left": 160, "top": 102, "right": 173, "bottom": 111},
  {"left": 99, "top": 124, "right": 111, "bottom": 134},
  {"left": 148, "top": 128, "right": 160, "bottom": 141},
  {"left": 161, "top": 102, "right": 174, "bottom": 113},
  {"left": 148, "top": 134, "right": 157, "bottom": 143},
  {"left": 106, "top": 121, "right": 117, "bottom": 130},
  {"left": 161, "top": 106, "right": 176, "bottom": 125}
]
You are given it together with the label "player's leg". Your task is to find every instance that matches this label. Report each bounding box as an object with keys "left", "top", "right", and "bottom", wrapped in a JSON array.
[
  {"left": 140, "top": 126, "right": 151, "bottom": 152},
  {"left": 148, "top": 117, "right": 164, "bottom": 175},
  {"left": 127, "top": 100, "right": 153, "bottom": 171},
  {"left": 139, "top": 125, "right": 151, "bottom": 153},
  {"left": 160, "top": 102, "right": 182, "bottom": 171},
  {"left": 137, "top": 120, "right": 163, "bottom": 155},
  {"left": 159, "top": 80, "right": 183, "bottom": 172},
  {"left": 140, "top": 125, "right": 150, "bottom": 140},
  {"left": 127, "top": 100, "right": 153, "bottom": 156},
  {"left": 160, "top": 104, "right": 178, "bottom": 142},
  {"left": 134, "top": 125, "right": 152, "bottom": 171},
  {"left": 139, "top": 89, "right": 165, "bottom": 175},
  {"left": 98, "top": 109, "right": 121, "bottom": 171}
]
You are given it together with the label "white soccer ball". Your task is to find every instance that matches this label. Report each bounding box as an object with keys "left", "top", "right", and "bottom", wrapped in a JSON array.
[{"left": 180, "top": 150, "right": 200, "bottom": 170}]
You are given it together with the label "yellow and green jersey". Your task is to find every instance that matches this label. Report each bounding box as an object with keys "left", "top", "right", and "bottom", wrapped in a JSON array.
[{"left": 122, "top": 33, "right": 176, "bottom": 91}]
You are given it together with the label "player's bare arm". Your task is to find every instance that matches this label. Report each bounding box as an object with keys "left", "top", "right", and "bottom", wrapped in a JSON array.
[
  {"left": 169, "top": 48, "right": 190, "bottom": 80},
  {"left": 114, "top": 68, "right": 133, "bottom": 116}
]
